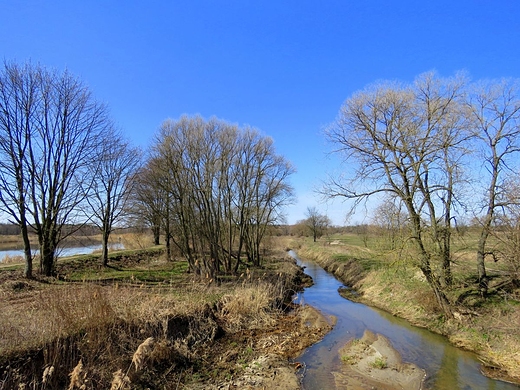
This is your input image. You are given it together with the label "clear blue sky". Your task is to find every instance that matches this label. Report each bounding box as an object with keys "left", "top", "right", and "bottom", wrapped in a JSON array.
[{"left": 2, "top": 1, "right": 519, "bottom": 225}]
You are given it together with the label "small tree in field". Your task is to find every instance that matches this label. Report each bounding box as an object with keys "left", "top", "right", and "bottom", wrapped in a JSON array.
[
  {"left": 87, "top": 129, "right": 142, "bottom": 266},
  {"left": 304, "top": 206, "right": 331, "bottom": 242}
]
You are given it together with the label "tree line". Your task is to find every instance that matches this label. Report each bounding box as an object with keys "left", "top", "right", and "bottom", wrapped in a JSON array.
[
  {"left": 323, "top": 71, "right": 520, "bottom": 317},
  {"left": 0, "top": 62, "right": 294, "bottom": 279}
]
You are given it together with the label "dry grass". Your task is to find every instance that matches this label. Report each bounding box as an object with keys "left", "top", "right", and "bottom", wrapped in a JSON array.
[
  {"left": 217, "top": 281, "right": 282, "bottom": 332},
  {"left": 0, "top": 254, "right": 25, "bottom": 265},
  {"left": 0, "top": 247, "right": 301, "bottom": 388},
  {"left": 119, "top": 232, "right": 155, "bottom": 250},
  {"left": 68, "top": 360, "right": 87, "bottom": 390},
  {"left": 131, "top": 337, "right": 155, "bottom": 371}
]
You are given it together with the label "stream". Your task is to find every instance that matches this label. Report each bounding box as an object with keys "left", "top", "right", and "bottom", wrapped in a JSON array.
[{"left": 291, "top": 251, "right": 519, "bottom": 390}]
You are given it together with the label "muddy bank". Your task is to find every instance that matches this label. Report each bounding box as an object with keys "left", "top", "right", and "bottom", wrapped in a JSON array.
[
  {"left": 294, "top": 243, "right": 520, "bottom": 385},
  {"left": 333, "top": 330, "right": 425, "bottom": 390}
]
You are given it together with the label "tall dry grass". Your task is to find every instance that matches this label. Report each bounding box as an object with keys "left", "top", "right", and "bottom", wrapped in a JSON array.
[
  {"left": 119, "top": 232, "right": 155, "bottom": 250},
  {"left": 217, "top": 280, "right": 283, "bottom": 332}
]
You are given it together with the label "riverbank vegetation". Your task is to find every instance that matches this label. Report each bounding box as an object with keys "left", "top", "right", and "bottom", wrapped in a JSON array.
[
  {"left": 293, "top": 230, "right": 520, "bottom": 383},
  {"left": 0, "top": 243, "right": 329, "bottom": 389}
]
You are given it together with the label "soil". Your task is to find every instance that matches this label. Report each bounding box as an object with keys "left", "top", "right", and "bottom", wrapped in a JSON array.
[{"left": 333, "top": 330, "right": 426, "bottom": 390}]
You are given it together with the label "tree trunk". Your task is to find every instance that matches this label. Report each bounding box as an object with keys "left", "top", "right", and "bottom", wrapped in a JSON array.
[
  {"left": 21, "top": 224, "right": 33, "bottom": 279},
  {"left": 40, "top": 240, "right": 56, "bottom": 277},
  {"left": 101, "top": 230, "right": 110, "bottom": 266},
  {"left": 152, "top": 225, "right": 160, "bottom": 246},
  {"left": 420, "top": 264, "right": 453, "bottom": 318}
]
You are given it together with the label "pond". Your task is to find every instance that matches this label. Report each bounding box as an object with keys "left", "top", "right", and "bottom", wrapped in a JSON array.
[
  {"left": 291, "top": 251, "right": 519, "bottom": 390},
  {"left": 0, "top": 242, "right": 124, "bottom": 263}
]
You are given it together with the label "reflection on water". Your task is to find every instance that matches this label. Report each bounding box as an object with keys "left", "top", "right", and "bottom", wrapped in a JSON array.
[
  {"left": 0, "top": 242, "right": 124, "bottom": 262},
  {"left": 291, "top": 251, "right": 519, "bottom": 390}
]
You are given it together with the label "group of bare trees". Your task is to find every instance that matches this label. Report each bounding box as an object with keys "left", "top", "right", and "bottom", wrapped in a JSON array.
[
  {"left": 0, "top": 62, "right": 141, "bottom": 277},
  {"left": 132, "top": 116, "right": 294, "bottom": 278},
  {"left": 324, "top": 72, "right": 520, "bottom": 317},
  {"left": 0, "top": 62, "right": 295, "bottom": 280}
]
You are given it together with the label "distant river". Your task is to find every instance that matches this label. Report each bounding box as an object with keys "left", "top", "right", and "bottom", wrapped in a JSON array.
[{"left": 0, "top": 242, "right": 124, "bottom": 263}]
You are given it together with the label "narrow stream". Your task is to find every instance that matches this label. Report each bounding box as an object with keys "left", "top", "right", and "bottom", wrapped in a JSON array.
[{"left": 291, "top": 251, "right": 519, "bottom": 390}]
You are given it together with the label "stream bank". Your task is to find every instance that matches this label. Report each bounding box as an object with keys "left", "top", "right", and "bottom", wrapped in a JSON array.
[{"left": 294, "top": 241, "right": 520, "bottom": 386}]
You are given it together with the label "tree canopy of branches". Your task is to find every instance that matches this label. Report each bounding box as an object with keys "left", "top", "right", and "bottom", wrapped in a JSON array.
[
  {"left": 325, "top": 71, "right": 520, "bottom": 314},
  {"left": 142, "top": 115, "right": 294, "bottom": 277},
  {"left": 304, "top": 206, "right": 331, "bottom": 242},
  {"left": 466, "top": 79, "right": 520, "bottom": 294},
  {"left": 0, "top": 62, "right": 110, "bottom": 277},
  {"left": 86, "top": 129, "right": 142, "bottom": 266},
  {"left": 324, "top": 72, "right": 472, "bottom": 317}
]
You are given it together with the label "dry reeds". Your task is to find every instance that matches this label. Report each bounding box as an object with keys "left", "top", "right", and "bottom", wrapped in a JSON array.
[
  {"left": 68, "top": 359, "right": 87, "bottom": 389},
  {"left": 0, "top": 254, "right": 25, "bottom": 264},
  {"left": 110, "top": 369, "right": 131, "bottom": 390},
  {"left": 218, "top": 281, "right": 280, "bottom": 332},
  {"left": 131, "top": 337, "right": 155, "bottom": 371}
]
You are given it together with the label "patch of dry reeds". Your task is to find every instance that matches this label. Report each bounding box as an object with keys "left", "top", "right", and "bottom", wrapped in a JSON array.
[
  {"left": 218, "top": 281, "right": 281, "bottom": 332},
  {"left": 110, "top": 369, "right": 131, "bottom": 390},
  {"left": 68, "top": 359, "right": 87, "bottom": 389},
  {"left": 131, "top": 337, "right": 155, "bottom": 371},
  {"left": 119, "top": 232, "right": 155, "bottom": 250},
  {"left": 0, "top": 254, "right": 25, "bottom": 265}
]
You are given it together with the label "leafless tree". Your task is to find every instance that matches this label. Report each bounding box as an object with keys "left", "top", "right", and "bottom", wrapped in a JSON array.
[
  {"left": 304, "top": 206, "right": 331, "bottom": 242},
  {"left": 324, "top": 72, "right": 469, "bottom": 317},
  {"left": 87, "top": 128, "right": 142, "bottom": 266},
  {"left": 466, "top": 79, "right": 520, "bottom": 295},
  {"left": 148, "top": 115, "right": 294, "bottom": 277},
  {"left": 0, "top": 62, "right": 109, "bottom": 277}
]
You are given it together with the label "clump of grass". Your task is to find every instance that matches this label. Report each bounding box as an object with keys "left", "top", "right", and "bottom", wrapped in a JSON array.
[
  {"left": 371, "top": 355, "right": 387, "bottom": 369},
  {"left": 217, "top": 281, "right": 281, "bottom": 332},
  {"left": 119, "top": 233, "right": 155, "bottom": 250},
  {"left": 1, "top": 254, "right": 25, "bottom": 265},
  {"left": 42, "top": 365, "right": 54, "bottom": 385},
  {"left": 110, "top": 369, "right": 131, "bottom": 390}
]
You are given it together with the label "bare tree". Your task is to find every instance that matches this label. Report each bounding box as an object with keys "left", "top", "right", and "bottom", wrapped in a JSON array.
[
  {"left": 148, "top": 115, "right": 294, "bottom": 277},
  {"left": 324, "top": 72, "right": 469, "bottom": 317},
  {"left": 0, "top": 62, "right": 109, "bottom": 277},
  {"left": 466, "top": 79, "right": 520, "bottom": 295},
  {"left": 304, "top": 206, "right": 331, "bottom": 242},
  {"left": 87, "top": 129, "right": 142, "bottom": 266}
]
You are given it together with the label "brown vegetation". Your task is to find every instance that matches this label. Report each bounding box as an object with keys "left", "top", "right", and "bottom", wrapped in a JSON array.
[{"left": 0, "top": 245, "right": 329, "bottom": 389}]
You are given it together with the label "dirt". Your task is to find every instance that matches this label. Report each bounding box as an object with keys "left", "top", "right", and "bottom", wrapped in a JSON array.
[
  {"left": 333, "top": 329, "right": 426, "bottom": 390},
  {"left": 186, "top": 304, "right": 334, "bottom": 389}
]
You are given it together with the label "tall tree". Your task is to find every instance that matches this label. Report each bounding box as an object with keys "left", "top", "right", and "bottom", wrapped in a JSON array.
[
  {"left": 0, "top": 62, "right": 109, "bottom": 277},
  {"left": 148, "top": 115, "right": 294, "bottom": 277},
  {"left": 324, "top": 72, "right": 469, "bottom": 317},
  {"left": 87, "top": 129, "right": 142, "bottom": 266},
  {"left": 466, "top": 79, "right": 520, "bottom": 295}
]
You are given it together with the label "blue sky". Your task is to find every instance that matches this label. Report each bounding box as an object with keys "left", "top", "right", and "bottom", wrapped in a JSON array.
[{"left": 2, "top": 1, "right": 520, "bottom": 225}]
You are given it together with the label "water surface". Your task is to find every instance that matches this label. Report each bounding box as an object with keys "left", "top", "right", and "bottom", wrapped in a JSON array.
[{"left": 292, "top": 251, "right": 519, "bottom": 390}]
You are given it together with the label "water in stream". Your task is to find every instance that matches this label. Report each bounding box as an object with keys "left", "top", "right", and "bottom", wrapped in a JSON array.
[{"left": 292, "top": 252, "right": 519, "bottom": 390}]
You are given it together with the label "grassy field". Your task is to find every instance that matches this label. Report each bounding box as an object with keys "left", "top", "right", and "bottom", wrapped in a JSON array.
[{"left": 293, "top": 231, "right": 520, "bottom": 383}]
